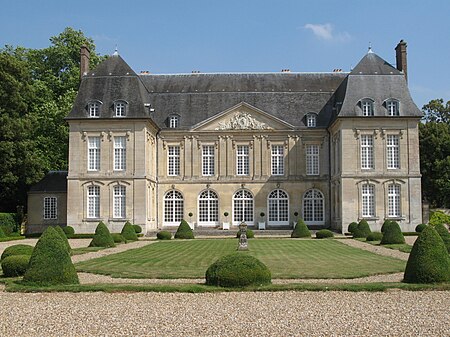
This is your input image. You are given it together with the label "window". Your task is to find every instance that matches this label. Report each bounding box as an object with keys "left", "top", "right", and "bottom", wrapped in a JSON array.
[
  {"left": 387, "top": 100, "right": 399, "bottom": 116},
  {"left": 306, "top": 145, "right": 320, "bottom": 175},
  {"left": 88, "top": 101, "right": 100, "bottom": 117},
  {"left": 233, "top": 190, "right": 254, "bottom": 225},
  {"left": 113, "top": 185, "right": 126, "bottom": 218},
  {"left": 268, "top": 189, "right": 289, "bottom": 225},
  {"left": 236, "top": 145, "right": 249, "bottom": 176},
  {"left": 198, "top": 190, "right": 219, "bottom": 225},
  {"left": 361, "top": 135, "right": 374, "bottom": 169},
  {"left": 43, "top": 197, "right": 57, "bottom": 220},
  {"left": 114, "top": 101, "right": 126, "bottom": 117},
  {"left": 164, "top": 190, "right": 184, "bottom": 224},
  {"left": 303, "top": 189, "right": 324, "bottom": 224},
  {"left": 87, "top": 185, "right": 100, "bottom": 218},
  {"left": 361, "top": 99, "right": 374, "bottom": 116},
  {"left": 114, "top": 136, "right": 126, "bottom": 171},
  {"left": 361, "top": 184, "right": 375, "bottom": 217},
  {"left": 306, "top": 114, "right": 316, "bottom": 127},
  {"left": 386, "top": 135, "right": 400, "bottom": 169},
  {"left": 271, "top": 145, "right": 284, "bottom": 175},
  {"left": 388, "top": 184, "right": 401, "bottom": 217},
  {"left": 168, "top": 146, "right": 180, "bottom": 176},
  {"left": 88, "top": 137, "right": 100, "bottom": 171},
  {"left": 202, "top": 145, "right": 215, "bottom": 176},
  {"left": 169, "top": 116, "right": 179, "bottom": 128}
]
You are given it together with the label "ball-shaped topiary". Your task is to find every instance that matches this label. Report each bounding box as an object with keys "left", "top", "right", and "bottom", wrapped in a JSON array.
[
  {"left": 1, "top": 244, "right": 34, "bottom": 260},
  {"left": 1, "top": 255, "right": 30, "bottom": 277},
  {"left": 353, "top": 220, "right": 372, "bottom": 238},
  {"left": 404, "top": 226, "right": 450, "bottom": 283},
  {"left": 347, "top": 222, "right": 358, "bottom": 234},
  {"left": 432, "top": 223, "right": 450, "bottom": 254},
  {"left": 415, "top": 224, "right": 427, "bottom": 233},
  {"left": 174, "top": 219, "right": 194, "bottom": 239},
  {"left": 235, "top": 229, "right": 255, "bottom": 239},
  {"left": 205, "top": 253, "right": 271, "bottom": 287},
  {"left": 23, "top": 227, "right": 79, "bottom": 285},
  {"left": 366, "top": 232, "right": 383, "bottom": 241},
  {"left": 291, "top": 218, "right": 311, "bottom": 238},
  {"left": 55, "top": 226, "right": 72, "bottom": 254},
  {"left": 121, "top": 221, "right": 138, "bottom": 241},
  {"left": 380, "top": 221, "right": 405, "bottom": 245},
  {"left": 316, "top": 229, "right": 334, "bottom": 239},
  {"left": 112, "top": 233, "right": 127, "bottom": 243},
  {"left": 133, "top": 224, "right": 142, "bottom": 234},
  {"left": 89, "top": 222, "right": 116, "bottom": 248},
  {"left": 156, "top": 231, "right": 172, "bottom": 240},
  {"left": 62, "top": 226, "right": 75, "bottom": 238}
]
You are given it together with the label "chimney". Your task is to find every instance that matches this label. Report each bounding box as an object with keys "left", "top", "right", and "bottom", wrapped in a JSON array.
[
  {"left": 80, "top": 45, "right": 90, "bottom": 79},
  {"left": 395, "top": 40, "right": 407, "bottom": 82}
]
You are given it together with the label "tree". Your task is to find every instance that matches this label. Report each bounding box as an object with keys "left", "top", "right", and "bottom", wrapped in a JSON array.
[{"left": 422, "top": 99, "right": 450, "bottom": 124}]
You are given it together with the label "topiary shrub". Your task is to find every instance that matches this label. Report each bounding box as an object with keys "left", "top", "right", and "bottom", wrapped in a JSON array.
[
  {"left": 121, "top": 221, "right": 138, "bottom": 241},
  {"left": 235, "top": 229, "right": 254, "bottom": 239},
  {"left": 415, "top": 224, "right": 427, "bottom": 233},
  {"left": 156, "top": 231, "right": 172, "bottom": 240},
  {"left": 205, "top": 253, "right": 271, "bottom": 287},
  {"left": 1, "top": 255, "right": 30, "bottom": 277},
  {"left": 380, "top": 221, "right": 405, "bottom": 245},
  {"left": 291, "top": 218, "right": 311, "bottom": 238},
  {"left": 316, "top": 229, "right": 334, "bottom": 239},
  {"left": 404, "top": 226, "right": 450, "bottom": 283},
  {"left": 353, "top": 220, "right": 372, "bottom": 238},
  {"left": 55, "top": 226, "right": 72, "bottom": 254},
  {"left": 89, "top": 222, "right": 116, "bottom": 248},
  {"left": 0, "top": 213, "right": 17, "bottom": 235},
  {"left": 366, "top": 232, "right": 383, "bottom": 241},
  {"left": 381, "top": 220, "right": 392, "bottom": 233},
  {"left": 432, "top": 223, "right": 450, "bottom": 254},
  {"left": 174, "top": 219, "right": 194, "bottom": 239},
  {"left": 62, "top": 226, "right": 75, "bottom": 238},
  {"left": 348, "top": 222, "right": 358, "bottom": 234},
  {"left": 1, "top": 244, "right": 34, "bottom": 260},
  {"left": 23, "top": 227, "right": 79, "bottom": 286},
  {"left": 111, "top": 233, "right": 127, "bottom": 243},
  {"left": 133, "top": 224, "right": 142, "bottom": 234}
]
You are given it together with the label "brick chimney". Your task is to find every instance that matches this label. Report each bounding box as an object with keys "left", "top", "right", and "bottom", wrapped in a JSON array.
[
  {"left": 395, "top": 40, "right": 407, "bottom": 82},
  {"left": 80, "top": 45, "right": 90, "bottom": 79}
]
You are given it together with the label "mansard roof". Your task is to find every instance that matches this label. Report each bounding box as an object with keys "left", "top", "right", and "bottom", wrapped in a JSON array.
[
  {"left": 29, "top": 171, "right": 68, "bottom": 193},
  {"left": 351, "top": 51, "right": 403, "bottom": 76}
]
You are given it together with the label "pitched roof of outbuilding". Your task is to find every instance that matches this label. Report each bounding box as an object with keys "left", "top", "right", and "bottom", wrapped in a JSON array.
[{"left": 29, "top": 171, "right": 68, "bottom": 193}]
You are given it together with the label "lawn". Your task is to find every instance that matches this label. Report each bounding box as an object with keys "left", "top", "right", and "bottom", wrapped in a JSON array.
[{"left": 76, "top": 239, "right": 406, "bottom": 279}]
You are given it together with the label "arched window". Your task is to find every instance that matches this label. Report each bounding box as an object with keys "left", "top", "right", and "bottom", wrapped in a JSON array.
[
  {"left": 360, "top": 99, "right": 374, "bottom": 116},
  {"left": 87, "top": 185, "right": 100, "bottom": 218},
  {"left": 387, "top": 184, "right": 401, "bottom": 217},
  {"left": 361, "top": 184, "right": 375, "bottom": 217},
  {"left": 303, "top": 189, "right": 324, "bottom": 225},
  {"left": 113, "top": 185, "right": 126, "bottom": 218},
  {"left": 386, "top": 99, "right": 400, "bottom": 116},
  {"left": 233, "top": 190, "right": 254, "bottom": 225},
  {"left": 198, "top": 190, "right": 219, "bottom": 226},
  {"left": 268, "top": 189, "right": 289, "bottom": 226},
  {"left": 164, "top": 190, "right": 184, "bottom": 225},
  {"left": 114, "top": 100, "right": 127, "bottom": 117},
  {"left": 88, "top": 101, "right": 102, "bottom": 117},
  {"left": 169, "top": 115, "right": 179, "bottom": 128}
]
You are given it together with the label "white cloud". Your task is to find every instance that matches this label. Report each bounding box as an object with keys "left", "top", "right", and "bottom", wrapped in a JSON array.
[{"left": 304, "top": 23, "right": 351, "bottom": 43}]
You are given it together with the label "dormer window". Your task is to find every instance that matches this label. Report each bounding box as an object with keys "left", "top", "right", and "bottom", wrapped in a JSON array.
[
  {"left": 114, "top": 101, "right": 127, "bottom": 117},
  {"left": 361, "top": 99, "right": 374, "bottom": 116},
  {"left": 88, "top": 101, "right": 101, "bottom": 117},
  {"left": 386, "top": 99, "right": 400, "bottom": 116},
  {"left": 169, "top": 115, "right": 179, "bottom": 128},
  {"left": 306, "top": 114, "right": 316, "bottom": 127}
]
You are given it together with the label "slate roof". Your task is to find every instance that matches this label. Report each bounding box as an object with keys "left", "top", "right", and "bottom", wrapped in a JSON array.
[{"left": 29, "top": 171, "right": 68, "bottom": 193}]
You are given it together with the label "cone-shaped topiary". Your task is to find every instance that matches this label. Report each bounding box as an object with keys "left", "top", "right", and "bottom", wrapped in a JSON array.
[
  {"left": 1, "top": 244, "right": 34, "bottom": 260},
  {"left": 55, "top": 226, "right": 72, "bottom": 254},
  {"left": 380, "top": 221, "right": 405, "bottom": 245},
  {"left": 291, "top": 218, "right": 311, "bottom": 238},
  {"left": 121, "top": 221, "right": 138, "bottom": 241},
  {"left": 353, "top": 220, "right": 372, "bottom": 238},
  {"left": 63, "top": 226, "right": 75, "bottom": 238},
  {"left": 432, "top": 223, "right": 450, "bottom": 254},
  {"left": 205, "top": 253, "right": 271, "bottom": 287},
  {"left": 348, "top": 222, "right": 358, "bottom": 234},
  {"left": 174, "top": 219, "right": 194, "bottom": 239},
  {"left": 1, "top": 255, "right": 30, "bottom": 277},
  {"left": 89, "top": 222, "right": 116, "bottom": 248},
  {"left": 23, "top": 227, "right": 79, "bottom": 285},
  {"left": 404, "top": 226, "right": 450, "bottom": 283},
  {"left": 415, "top": 224, "right": 427, "bottom": 233},
  {"left": 381, "top": 220, "right": 392, "bottom": 233},
  {"left": 0, "top": 226, "right": 6, "bottom": 238}
]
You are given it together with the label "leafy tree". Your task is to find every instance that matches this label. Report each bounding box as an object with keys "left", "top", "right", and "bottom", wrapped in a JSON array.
[{"left": 422, "top": 99, "right": 450, "bottom": 124}]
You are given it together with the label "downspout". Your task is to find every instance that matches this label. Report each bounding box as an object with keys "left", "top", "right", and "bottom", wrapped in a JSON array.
[
  {"left": 155, "top": 129, "right": 160, "bottom": 230},
  {"left": 327, "top": 128, "right": 332, "bottom": 230}
]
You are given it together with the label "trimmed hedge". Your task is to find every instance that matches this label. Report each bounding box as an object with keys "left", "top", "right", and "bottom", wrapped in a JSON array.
[
  {"left": 0, "top": 213, "right": 17, "bottom": 235},
  {"left": 23, "top": 227, "right": 79, "bottom": 286},
  {"left": 156, "top": 231, "right": 172, "bottom": 240},
  {"left": 415, "top": 224, "right": 427, "bottom": 233},
  {"left": 404, "top": 226, "right": 450, "bottom": 283},
  {"left": 380, "top": 221, "right": 405, "bottom": 245},
  {"left": 63, "top": 226, "right": 75, "bottom": 238},
  {"left": 112, "top": 233, "right": 127, "bottom": 243},
  {"left": 205, "top": 253, "right": 271, "bottom": 287},
  {"left": 55, "top": 226, "right": 72, "bottom": 254},
  {"left": 174, "top": 219, "right": 194, "bottom": 239},
  {"left": 381, "top": 220, "right": 392, "bottom": 233},
  {"left": 235, "top": 229, "right": 255, "bottom": 239},
  {"left": 315, "top": 229, "right": 334, "bottom": 239},
  {"left": 133, "top": 225, "right": 142, "bottom": 234},
  {"left": 348, "top": 222, "right": 358, "bottom": 234},
  {"left": 1, "top": 244, "right": 34, "bottom": 260},
  {"left": 366, "top": 232, "right": 383, "bottom": 241},
  {"left": 89, "top": 222, "right": 116, "bottom": 248},
  {"left": 1, "top": 255, "right": 30, "bottom": 277},
  {"left": 353, "top": 220, "right": 372, "bottom": 238},
  {"left": 121, "top": 221, "right": 138, "bottom": 241},
  {"left": 432, "top": 223, "right": 450, "bottom": 254},
  {"left": 291, "top": 219, "right": 311, "bottom": 238}
]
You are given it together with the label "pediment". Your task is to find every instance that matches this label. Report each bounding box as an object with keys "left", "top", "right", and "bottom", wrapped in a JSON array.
[{"left": 191, "top": 102, "right": 295, "bottom": 131}]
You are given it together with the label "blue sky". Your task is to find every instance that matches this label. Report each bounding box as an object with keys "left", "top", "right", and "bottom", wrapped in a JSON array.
[{"left": 1, "top": 0, "right": 449, "bottom": 108}]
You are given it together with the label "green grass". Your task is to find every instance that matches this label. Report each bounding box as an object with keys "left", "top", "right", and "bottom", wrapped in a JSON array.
[
  {"left": 71, "top": 247, "right": 106, "bottom": 256},
  {"left": 76, "top": 239, "right": 406, "bottom": 279},
  {"left": 0, "top": 236, "right": 25, "bottom": 242},
  {"left": 358, "top": 239, "right": 413, "bottom": 253}
]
